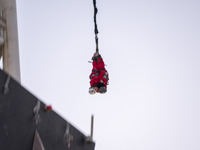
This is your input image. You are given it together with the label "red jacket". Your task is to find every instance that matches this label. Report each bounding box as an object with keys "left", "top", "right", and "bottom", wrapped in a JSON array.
[{"left": 90, "top": 57, "right": 109, "bottom": 87}]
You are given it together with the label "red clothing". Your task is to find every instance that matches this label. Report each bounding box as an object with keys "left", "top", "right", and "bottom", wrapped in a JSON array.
[{"left": 90, "top": 57, "right": 109, "bottom": 87}]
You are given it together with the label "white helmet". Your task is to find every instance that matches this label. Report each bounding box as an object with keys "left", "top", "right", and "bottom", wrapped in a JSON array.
[{"left": 89, "top": 87, "right": 96, "bottom": 95}]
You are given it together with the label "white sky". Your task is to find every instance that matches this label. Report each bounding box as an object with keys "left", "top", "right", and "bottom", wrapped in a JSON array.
[{"left": 13, "top": 0, "right": 200, "bottom": 150}]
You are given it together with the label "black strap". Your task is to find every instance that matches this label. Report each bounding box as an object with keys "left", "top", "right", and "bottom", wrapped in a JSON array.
[{"left": 93, "top": 0, "right": 99, "bottom": 52}]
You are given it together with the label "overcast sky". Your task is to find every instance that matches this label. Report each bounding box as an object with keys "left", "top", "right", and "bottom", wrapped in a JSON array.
[{"left": 4, "top": 0, "right": 200, "bottom": 150}]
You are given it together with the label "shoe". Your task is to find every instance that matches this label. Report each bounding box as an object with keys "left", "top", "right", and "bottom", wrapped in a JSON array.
[{"left": 93, "top": 52, "right": 99, "bottom": 57}]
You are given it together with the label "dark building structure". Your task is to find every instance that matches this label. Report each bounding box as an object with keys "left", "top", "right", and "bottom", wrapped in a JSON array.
[{"left": 0, "top": 69, "right": 95, "bottom": 150}]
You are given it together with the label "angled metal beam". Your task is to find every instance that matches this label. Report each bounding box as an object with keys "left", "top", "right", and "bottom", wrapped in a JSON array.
[{"left": 32, "top": 130, "right": 45, "bottom": 150}]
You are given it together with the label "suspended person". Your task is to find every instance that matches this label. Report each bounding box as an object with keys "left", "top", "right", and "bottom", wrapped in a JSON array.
[{"left": 89, "top": 52, "right": 109, "bottom": 94}]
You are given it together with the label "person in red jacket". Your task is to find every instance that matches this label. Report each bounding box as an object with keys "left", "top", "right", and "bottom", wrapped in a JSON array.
[{"left": 89, "top": 52, "right": 109, "bottom": 94}]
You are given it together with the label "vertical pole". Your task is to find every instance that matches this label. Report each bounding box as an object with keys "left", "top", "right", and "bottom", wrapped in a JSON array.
[
  {"left": 91, "top": 115, "right": 94, "bottom": 140},
  {"left": 0, "top": 0, "right": 21, "bottom": 83}
]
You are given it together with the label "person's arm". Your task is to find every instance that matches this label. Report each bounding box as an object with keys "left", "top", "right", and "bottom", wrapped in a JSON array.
[
  {"left": 96, "top": 74, "right": 107, "bottom": 88},
  {"left": 100, "top": 78, "right": 107, "bottom": 87},
  {"left": 92, "top": 59, "right": 98, "bottom": 71},
  {"left": 90, "top": 76, "right": 99, "bottom": 87}
]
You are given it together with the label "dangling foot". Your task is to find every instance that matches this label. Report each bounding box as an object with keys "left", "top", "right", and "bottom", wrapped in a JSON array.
[
  {"left": 92, "top": 52, "right": 99, "bottom": 61},
  {"left": 93, "top": 52, "right": 99, "bottom": 57}
]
